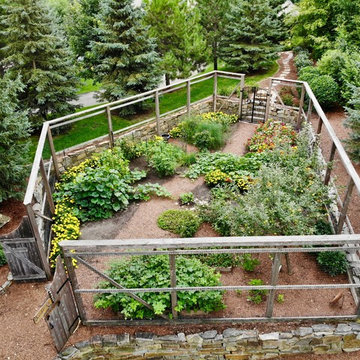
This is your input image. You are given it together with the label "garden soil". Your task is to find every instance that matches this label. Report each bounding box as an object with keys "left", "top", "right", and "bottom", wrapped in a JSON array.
[{"left": 1, "top": 53, "right": 360, "bottom": 360}]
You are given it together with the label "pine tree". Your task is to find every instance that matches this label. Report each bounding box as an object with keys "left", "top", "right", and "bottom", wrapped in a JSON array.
[
  {"left": 219, "top": 0, "right": 282, "bottom": 72},
  {"left": 344, "top": 85, "right": 360, "bottom": 163},
  {"left": 0, "top": 74, "right": 30, "bottom": 202},
  {"left": 92, "top": 0, "right": 161, "bottom": 103},
  {"left": 197, "top": 0, "right": 230, "bottom": 70},
  {"left": 0, "top": 0, "right": 78, "bottom": 128},
  {"left": 144, "top": 0, "right": 207, "bottom": 85}
]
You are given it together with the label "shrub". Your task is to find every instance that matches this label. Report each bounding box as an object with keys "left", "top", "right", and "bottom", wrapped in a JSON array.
[
  {"left": 197, "top": 253, "right": 241, "bottom": 268},
  {"left": 179, "top": 192, "right": 194, "bottom": 205},
  {"left": 94, "top": 255, "right": 225, "bottom": 319},
  {"left": 157, "top": 209, "right": 201, "bottom": 237},
  {"left": 205, "top": 169, "right": 231, "bottom": 187},
  {"left": 308, "top": 75, "right": 339, "bottom": 109},
  {"left": 276, "top": 294, "right": 285, "bottom": 304},
  {"left": 133, "top": 183, "right": 171, "bottom": 201},
  {"left": 298, "top": 66, "right": 321, "bottom": 83},
  {"left": 0, "top": 246, "right": 7, "bottom": 266},
  {"left": 193, "top": 122, "right": 225, "bottom": 150},
  {"left": 341, "top": 54, "right": 360, "bottom": 104},
  {"left": 247, "top": 279, "right": 268, "bottom": 304},
  {"left": 240, "top": 254, "right": 260, "bottom": 272},
  {"left": 294, "top": 51, "right": 313, "bottom": 71},
  {"left": 282, "top": 93, "right": 294, "bottom": 106},
  {"left": 117, "top": 138, "right": 141, "bottom": 160},
  {"left": 317, "top": 251, "right": 348, "bottom": 277},
  {"left": 317, "top": 49, "right": 348, "bottom": 85}
]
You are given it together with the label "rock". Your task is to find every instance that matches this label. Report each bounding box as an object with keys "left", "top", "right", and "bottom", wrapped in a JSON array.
[
  {"left": 201, "top": 330, "right": 218, "bottom": 339},
  {"left": 186, "top": 334, "right": 203, "bottom": 347},
  {"left": 311, "top": 324, "right": 335, "bottom": 336},
  {"left": 295, "top": 327, "right": 313, "bottom": 337},
  {"left": 335, "top": 323, "right": 352, "bottom": 334},
  {"left": 259, "top": 333, "right": 279, "bottom": 341},
  {"left": 223, "top": 328, "right": 243, "bottom": 338},
  {"left": 0, "top": 214, "right": 10, "bottom": 229},
  {"left": 178, "top": 333, "right": 186, "bottom": 342}
]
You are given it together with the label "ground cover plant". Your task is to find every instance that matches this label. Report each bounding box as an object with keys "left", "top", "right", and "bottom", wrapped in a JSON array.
[{"left": 94, "top": 255, "right": 225, "bottom": 319}]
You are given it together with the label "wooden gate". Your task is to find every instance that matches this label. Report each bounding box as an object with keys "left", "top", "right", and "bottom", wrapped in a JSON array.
[
  {"left": 44, "top": 257, "right": 79, "bottom": 352},
  {"left": 241, "top": 87, "right": 268, "bottom": 123}
]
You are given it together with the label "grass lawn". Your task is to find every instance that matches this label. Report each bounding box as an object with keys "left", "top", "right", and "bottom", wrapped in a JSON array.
[
  {"left": 30, "top": 61, "right": 279, "bottom": 160},
  {"left": 76, "top": 78, "right": 102, "bottom": 95}
]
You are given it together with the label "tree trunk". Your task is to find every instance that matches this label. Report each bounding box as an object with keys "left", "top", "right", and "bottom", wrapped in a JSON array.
[
  {"left": 213, "top": 41, "right": 218, "bottom": 71},
  {"left": 165, "top": 73, "right": 170, "bottom": 86}
]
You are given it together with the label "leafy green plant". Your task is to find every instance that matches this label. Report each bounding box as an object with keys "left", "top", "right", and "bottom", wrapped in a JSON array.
[
  {"left": 193, "top": 122, "right": 225, "bottom": 150},
  {"left": 294, "top": 51, "right": 313, "bottom": 71},
  {"left": 317, "top": 251, "right": 348, "bottom": 277},
  {"left": 247, "top": 279, "right": 268, "bottom": 304},
  {"left": 94, "top": 255, "right": 225, "bottom": 319},
  {"left": 308, "top": 75, "right": 339, "bottom": 109},
  {"left": 0, "top": 246, "right": 7, "bottom": 266},
  {"left": 240, "top": 254, "right": 260, "bottom": 272},
  {"left": 205, "top": 169, "right": 231, "bottom": 187},
  {"left": 133, "top": 183, "right": 171, "bottom": 201},
  {"left": 298, "top": 66, "right": 321, "bottom": 83},
  {"left": 179, "top": 192, "right": 195, "bottom": 205},
  {"left": 157, "top": 209, "right": 202, "bottom": 237},
  {"left": 116, "top": 138, "right": 142, "bottom": 160},
  {"left": 282, "top": 93, "right": 294, "bottom": 106},
  {"left": 276, "top": 294, "right": 285, "bottom": 304},
  {"left": 198, "top": 252, "right": 241, "bottom": 268}
]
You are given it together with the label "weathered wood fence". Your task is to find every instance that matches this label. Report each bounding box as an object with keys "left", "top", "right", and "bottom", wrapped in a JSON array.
[{"left": 59, "top": 235, "right": 360, "bottom": 326}]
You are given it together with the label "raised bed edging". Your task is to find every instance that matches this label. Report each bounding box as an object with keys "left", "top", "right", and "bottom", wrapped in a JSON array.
[{"left": 57, "top": 323, "right": 360, "bottom": 359}]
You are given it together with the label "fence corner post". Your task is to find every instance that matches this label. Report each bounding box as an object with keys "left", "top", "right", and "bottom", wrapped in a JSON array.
[
  {"left": 106, "top": 106, "right": 114, "bottom": 148},
  {"left": 47, "top": 127, "right": 60, "bottom": 180},
  {"left": 265, "top": 252, "right": 281, "bottom": 318}
]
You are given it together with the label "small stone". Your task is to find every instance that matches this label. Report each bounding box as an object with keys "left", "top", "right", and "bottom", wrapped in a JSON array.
[
  {"left": 0, "top": 214, "right": 10, "bottom": 229},
  {"left": 117, "top": 334, "right": 130, "bottom": 346},
  {"left": 135, "top": 332, "right": 155, "bottom": 341},
  {"left": 223, "top": 328, "right": 242, "bottom": 338},
  {"left": 259, "top": 333, "right": 279, "bottom": 341},
  {"left": 201, "top": 331, "right": 217, "bottom": 339},
  {"left": 279, "top": 332, "right": 293, "bottom": 339},
  {"left": 178, "top": 333, "right": 186, "bottom": 342},
  {"left": 295, "top": 327, "right": 313, "bottom": 337},
  {"left": 312, "top": 324, "right": 335, "bottom": 336},
  {"left": 350, "top": 322, "right": 360, "bottom": 332},
  {"left": 102, "top": 334, "right": 117, "bottom": 345},
  {"left": 157, "top": 335, "right": 179, "bottom": 342},
  {"left": 186, "top": 334, "right": 203, "bottom": 347},
  {"left": 60, "top": 346, "right": 79, "bottom": 359},
  {"left": 335, "top": 323, "right": 352, "bottom": 334}
]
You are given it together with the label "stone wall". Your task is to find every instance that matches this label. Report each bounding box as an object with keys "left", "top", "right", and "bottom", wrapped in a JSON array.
[
  {"left": 57, "top": 323, "right": 360, "bottom": 360},
  {"left": 56, "top": 99, "right": 212, "bottom": 172}
]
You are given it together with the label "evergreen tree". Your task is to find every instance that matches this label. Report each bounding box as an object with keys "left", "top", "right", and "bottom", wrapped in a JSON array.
[
  {"left": 0, "top": 0, "right": 78, "bottom": 128},
  {"left": 66, "top": 0, "right": 100, "bottom": 78},
  {"left": 144, "top": 0, "right": 207, "bottom": 84},
  {"left": 197, "top": 0, "right": 230, "bottom": 71},
  {"left": 219, "top": 0, "right": 282, "bottom": 72},
  {"left": 0, "top": 74, "right": 30, "bottom": 202},
  {"left": 344, "top": 85, "right": 360, "bottom": 163},
  {"left": 92, "top": 0, "right": 161, "bottom": 102}
]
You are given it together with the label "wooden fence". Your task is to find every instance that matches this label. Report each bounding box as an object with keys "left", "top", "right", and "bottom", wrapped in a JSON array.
[{"left": 60, "top": 235, "right": 360, "bottom": 325}]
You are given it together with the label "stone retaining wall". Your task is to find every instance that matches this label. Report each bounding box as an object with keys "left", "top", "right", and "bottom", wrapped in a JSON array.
[{"left": 57, "top": 323, "right": 360, "bottom": 360}]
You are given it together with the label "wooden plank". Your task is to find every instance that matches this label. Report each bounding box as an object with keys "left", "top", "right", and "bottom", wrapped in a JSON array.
[
  {"left": 26, "top": 204, "right": 52, "bottom": 279},
  {"left": 337, "top": 178, "right": 355, "bottom": 234},
  {"left": 155, "top": 90, "right": 160, "bottom": 135},
  {"left": 40, "top": 159, "right": 55, "bottom": 214},
  {"left": 111, "top": 94, "right": 155, "bottom": 112},
  {"left": 307, "top": 98, "right": 313, "bottom": 121},
  {"left": 316, "top": 116, "right": 323, "bottom": 135},
  {"left": 213, "top": 72, "right": 218, "bottom": 112},
  {"left": 33, "top": 298, "right": 53, "bottom": 324},
  {"left": 169, "top": 254, "right": 178, "bottom": 319},
  {"left": 0, "top": 238, "right": 36, "bottom": 244},
  {"left": 324, "top": 142, "right": 336, "bottom": 186},
  {"left": 187, "top": 80, "right": 191, "bottom": 116},
  {"left": 265, "top": 253, "right": 281, "bottom": 317},
  {"left": 47, "top": 128, "right": 60, "bottom": 179},
  {"left": 74, "top": 255, "right": 168, "bottom": 320},
  {"left": 60, "top": 234, "right": 360, "bottom": 251},
  {"left": 106, "top": 106, "right": 114, "bottom": 148}
]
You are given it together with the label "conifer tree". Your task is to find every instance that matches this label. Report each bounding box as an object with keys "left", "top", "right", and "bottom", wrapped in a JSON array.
[
  {"left": 344, "top": 85, "right": 360, "bottom": 163},
  {"left": 0, "top": 74, "right": 30, "bottom": 202},
  {"left": 144, "top": 0, "right": 207, "bottom": 85},
  {"left": 197, "top": 0, "right": 230, "bottom": 70},
  {"left": 92, "top": 0, "right": 161, "bottom": 102},
  {"left": 0, "top": 0, "right": 78, "bottom": 128},
  {"left": 219, "top": 0, "right": 282, "bottom": 72}
]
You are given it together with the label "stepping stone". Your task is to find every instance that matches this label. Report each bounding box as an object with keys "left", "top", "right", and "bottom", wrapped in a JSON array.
[{"left": 0, "top": 214, "right": 10, "bottom": 229}]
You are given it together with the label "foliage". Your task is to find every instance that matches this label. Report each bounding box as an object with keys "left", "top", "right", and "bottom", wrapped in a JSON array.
[
  {"left": 240, "top": 254, "right": 260, "bottom": 272},
  {"left": 197, "top": 0, "right": 230, "bottom": 70},
  {"left": 344, "top": 86, "right": 360, "bottom": 162},
  {"left": 91, "top": 0, "right": 161, "bottom": 105},
  {"left": 133, "top": 183, "right": 171, "bottom": 202},
  {"left": 205, "top": 169, "right": 231, "bottom": 187},
  {"left": 298, "top": 66, "right": 321, "bottom": 83},
  {"left": 294, "top": 50, "right": 313, "bottom": 71},
  {"left": 116, "top": 138, "right": 142, "bottom": 161},
  {"left": 157, "top": 209, "right": 201, "bottom": 238},
  {"left": 317, "top": 49, "right": 349, "bottom": 86},
  {"left": 317, "top": 251, "right": 348, "bottom": 276},
  {"left": 144, "top": 0, "right": 207, "bottom": 85},
  {"left": 341, "top": 53, "right": 360, "bottom": 105},
  {"left": 193, "top": 123, "right": 226, "bottom": 150},
  {"left": 247, "top": 120, "right": 297, "bottom": 153},
  {"left": 276, "top": 294, "right": 285, "bottom": 304},
  {"left": 0, "top": 74, "right": 30, "bottom": 202},
  {"left": 282, "top": 94, "right": 294, "bottom": 107},
  {"left": 219, "top": 0, "right": 282, "bottom": 72},
  {"left": 94, "top": 255, "right": 225, "bottom": 318},
  {"left": 308, "top": 75, "right": 339, "bottom": 109},
  {"left": 0, "top": 0, "right": 78, "bottom": 128},
  {"left": 179, "top": 192, "right": 194, "bottom": 205},
  {"left": 197, "top": 253, "right": 241, "bottom": 268},
  {"left": 141, "top": 138, "right": 185, "bottom": 177},
  {"left": 0, "top": 245, "right": 7, "bottom": 266},
  {"left": 247, "top": 279, "right": 268, "bottom": 304}
]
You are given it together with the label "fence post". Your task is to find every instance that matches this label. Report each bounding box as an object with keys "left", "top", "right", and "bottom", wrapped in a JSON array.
[
  {"left": 155, "top": 90, "right": 160, "bottom": 135},
  {"left": 307, "top": 98, "right": 313, "bottom": 122},
  {"left": 213, "top": 72, "right": 218, "bottom": 112},
  {"left": 39, "top": 159, "right": 55, "bottom": 214},
  {"left": 47, "top": 127, "right": 60, "bottom": 180},
  {"left": 63, "top": 253, "right": 87, "bottom": 323},
  {"left": 264, "top": 79, "right": 273, "bottom": 122},
  {"left": 296, "top": 84, "right": 305, "bottom": 130},
  {"left": 336, "top": 178, "right": 355, "bottom": 234},
  {"left": 26, "top": 204, "right": 52, "bottom": 279},
  {"left": 187, "top": 80, "right": 191, "bottom": 117},
  {"left": 106, "top": 106, "right": 114, "bottom": 148},
  {"left": 238, "top": 75, "right": 245, "bottom": 118},
  {"left": 169, "top": 254, "right": 178, "bottom": 319},
  {"left": 317, "top": 116, "right": 323, "bottom": 135},
  {"left": 265, "top": 252, "right": 281, "bottom": 318},
  {"left": 324, "top": 142, "right": 336, "bottom": 186}
]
